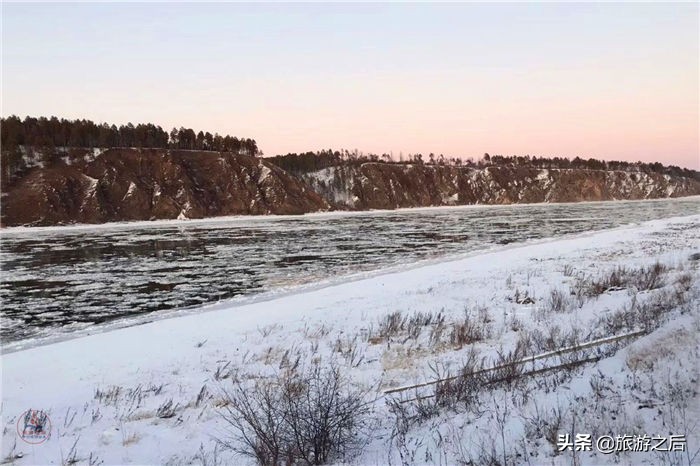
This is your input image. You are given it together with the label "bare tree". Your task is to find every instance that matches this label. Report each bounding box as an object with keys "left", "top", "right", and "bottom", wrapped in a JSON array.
[{"left": 218, "top": 362, "right": 373, "bottom": 465}]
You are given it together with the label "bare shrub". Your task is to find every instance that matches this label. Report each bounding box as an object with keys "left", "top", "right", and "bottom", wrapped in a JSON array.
[
  {"left": 428, "top": 315, "right": 447, "bottom": 347},
  {"left": 406, "top": 311, "right": 439, "bottom": 338},
  {"left": 468, "top": 435, "right": 507, "bottom": 466},
  {"left": 377, "top": 311, "right": 406, "bottom": 340},
  {"left": 387, "top": 397, "right": 420, "bottom": 465},
  {"left": 523, "top": 403, "right": 567, "bottom": 454},
  {"left": 94, "top": 385, "right": 122, "bottom": 405},
  {"left": 195, "top": 384, "right": 209, "bottom": 408},
  {"left": 61, "top": 436, "right": 81, "bottom": 466},
  {"left": 548, "top": 289, "right": 573, "bottom": 313},
  {"left": 582, "top": 261, "right": 668, "bottom": 298},
  {"left": 631, "top": 261, "right": 666, "bottom": 291},
  {"left": 675, "top": 271, "right": 693, "bottom": 292},
  {"left": 156, "top": 399, "right": 178, "bottom": 419},
  {"left": 218, "top": 377, "right": 286, "bottom": 464},
  {"left": 542, "top": 406, "right": 564, "bottom": 451},
  {"left": 434, "top": 371, "right": 485, "bottom": 415},
  {"left": 508, "top": 315, "right": 524, "bottom": 332},
  {"left": 214, "top": 361, "right": 233, "bottom": 381},
  {"left": 485, "top": 343, "right": 528, "bottom": 387},
  {"left": 587, "top": 266, "right": 628, "bottom": 296},
  {"left": 333, "top": 335, "right": 364, "bottom": 368},
  {"left": 491, "top": 393, "right": 511, "bottom": 466},
  {"left": 372, "top": 310, "right": 443, "bottom": 344},
  {"left": 3, "top": 438, "right": 21, "bottom": 464},
  {"left": 87, "top": 452, "right": 103, "bottom": 466},
  {"left": 450, "top": 308, "right": 492, "bottom": 348},
  {"left": 595, "top": 284, "right": 688, "bottom": 337},
  {"left": 192, "top": 443, "right": 222, "bottom": 466},
  {"left": 91, "top": 407, "right": 102, "bottom": 424},
  {"left": 281, "top": 364, "right": 373, "bottom": 463},
  {"left": 528, "top": 325, "right": 579, "bottom": 354},
  {"left": 218, "top": 362, "right": 373, "bottom": 465},
  {"left": 536, "top": 289, "right": 574, "bottom": 319},
  {"left": 258, "top": 324, "right": 281, "bottom": 338},
  {"left": 279, "top": 347, "right": 302, "bottom": 371},
  {"left": 570, "top": 279, "right": 589, "bottom": 308},
  {"left": 476, "top": 306, "right": 492, "bottom": 324}
]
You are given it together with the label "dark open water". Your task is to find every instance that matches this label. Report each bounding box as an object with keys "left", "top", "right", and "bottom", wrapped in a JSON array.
[{"left": 1, "top": 197, "right": 698, "bottom": 345}]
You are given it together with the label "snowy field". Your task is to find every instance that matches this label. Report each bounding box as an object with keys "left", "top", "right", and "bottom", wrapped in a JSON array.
[{"left": 2, "top": 214, "right": 699, "bottom": 465}]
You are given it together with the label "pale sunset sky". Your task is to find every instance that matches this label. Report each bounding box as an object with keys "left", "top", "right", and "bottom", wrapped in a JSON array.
[{"left": 2, "top": 3, "right": 699, "bottom": 169}]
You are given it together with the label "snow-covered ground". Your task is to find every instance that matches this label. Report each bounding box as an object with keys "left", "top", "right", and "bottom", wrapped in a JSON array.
[{"left": 1, "top": 215, "right": 699, "bottom": 465}]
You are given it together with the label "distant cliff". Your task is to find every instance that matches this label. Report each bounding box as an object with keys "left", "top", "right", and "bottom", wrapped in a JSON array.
[
  {"left": 1, "top": 148, "right": 699, "bottom": 226},
  {"left": 1, "top": 148, "right": 329, "bottom": 226},
  {"left": 301, "top": 163, "right": 700, "bottom": 210}
]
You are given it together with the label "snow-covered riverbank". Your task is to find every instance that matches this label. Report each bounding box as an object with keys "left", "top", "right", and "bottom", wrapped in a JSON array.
[{"left": 2, "top": 215, "right": 699, "bottom": 465}]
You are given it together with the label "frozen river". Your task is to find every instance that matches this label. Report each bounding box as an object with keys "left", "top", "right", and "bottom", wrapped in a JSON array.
[{"left": 1, "top": 197, "right": 698, "bottom": 345}]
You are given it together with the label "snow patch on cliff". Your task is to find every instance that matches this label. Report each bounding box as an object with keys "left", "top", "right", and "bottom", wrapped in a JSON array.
[
  {"left": 82, "top": 174, "right": 98, "bottom": 197},
  {"left": 124, "top": 181, "right": 136, "bottom": 200},
  {"left": 442, "top": 192, "right": 459, "bottom": 205},
  {"left": 304, "top": 167, "right": 356, "bottom": 207},
  {"left": 258, "top": 163, "right": 272, "bottom": 182}
]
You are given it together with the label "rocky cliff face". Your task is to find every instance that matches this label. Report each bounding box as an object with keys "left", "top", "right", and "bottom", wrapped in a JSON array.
[
  {"left": 303, "top": 163, "right": 700, "bottom": 210},
  {"left": 2, "top": 150, "right": 699, "bottom": 227},
  {"left": 1, "top": 149, "right": 330, "bottom": 226}
]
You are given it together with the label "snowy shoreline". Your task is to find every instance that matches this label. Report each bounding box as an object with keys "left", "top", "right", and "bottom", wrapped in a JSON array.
[{"left": 2, "top": 214, "right": 699, "bottom": 465}]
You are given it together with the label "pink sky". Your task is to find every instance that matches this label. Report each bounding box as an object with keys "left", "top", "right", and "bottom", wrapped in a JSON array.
[{"left": 3, "top": 3, "right": 699, "bottom": 169}]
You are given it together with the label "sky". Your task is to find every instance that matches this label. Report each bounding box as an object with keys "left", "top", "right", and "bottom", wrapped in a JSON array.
[{"left": 2, "top": 3, "right": 699, "bottom": 169}]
